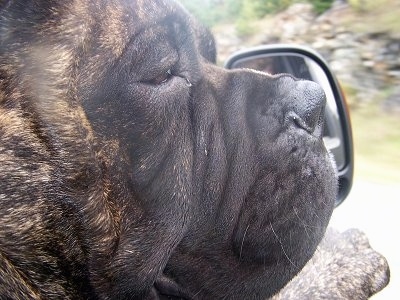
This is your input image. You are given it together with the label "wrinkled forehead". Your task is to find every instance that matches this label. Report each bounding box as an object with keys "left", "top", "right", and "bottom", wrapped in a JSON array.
[{"left": 85, "top": 0, "right": 193, "bottom": 55}]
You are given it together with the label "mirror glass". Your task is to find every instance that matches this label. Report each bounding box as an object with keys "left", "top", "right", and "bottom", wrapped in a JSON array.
[{"left": 229, "top": 54, "right": 346, "bottom": 171}]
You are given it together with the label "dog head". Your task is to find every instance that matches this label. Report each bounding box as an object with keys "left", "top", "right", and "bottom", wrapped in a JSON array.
[{"left": 0, "top": 0, "right": 337, "bottom": 298}]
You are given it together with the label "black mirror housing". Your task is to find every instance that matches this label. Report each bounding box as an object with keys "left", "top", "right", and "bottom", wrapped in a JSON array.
[{"left": 224, "top": 45, "right": 353, "bottom": 206}]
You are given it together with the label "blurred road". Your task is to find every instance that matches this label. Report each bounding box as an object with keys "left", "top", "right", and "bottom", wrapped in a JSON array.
[{"left": 329, "top": 180, "right": 400, "bottom": 299}]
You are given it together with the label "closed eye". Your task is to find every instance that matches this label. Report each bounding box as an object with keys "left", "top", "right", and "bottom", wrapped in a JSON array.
[{"left": 147, "top": 69, "right": 173, "bottom": 85}]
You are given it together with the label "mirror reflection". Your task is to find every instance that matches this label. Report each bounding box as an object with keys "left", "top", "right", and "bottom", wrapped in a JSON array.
[{"left": 231, "top": 54, "right": 346, "bottom": 171}]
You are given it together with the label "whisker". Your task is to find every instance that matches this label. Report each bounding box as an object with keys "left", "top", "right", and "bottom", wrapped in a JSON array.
[
  {"left": 293, "top": 207, "right": 310, "bottom": 238},
  {"left": 192, "top": 286, "right": 205, "bottom": 298},
  {"left": 270, "top": 222, "right": 298, "bottom": 268},
  {"left": 311, "top": 208, "right": 322, "bottom": 221},
  {"left": 290, "top": 219, "right": 324, "bottom": 229},
  {"left": 239, "top": 224, "right": 250, "bottom": 260}
]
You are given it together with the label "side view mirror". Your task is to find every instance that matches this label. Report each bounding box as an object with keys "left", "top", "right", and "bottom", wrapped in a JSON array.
[{"left": 224, "top": 45, "right": 353, "bottom": 206}]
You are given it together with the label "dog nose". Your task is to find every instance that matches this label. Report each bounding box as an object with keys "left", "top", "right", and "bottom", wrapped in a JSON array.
[{"left": 288, "top": 79, "right": 326, "bottom": 135}]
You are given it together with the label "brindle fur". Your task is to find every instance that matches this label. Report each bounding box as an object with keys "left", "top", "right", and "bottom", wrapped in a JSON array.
[{"left": 0, "top": 0, "right": 388, "bottom": 299}]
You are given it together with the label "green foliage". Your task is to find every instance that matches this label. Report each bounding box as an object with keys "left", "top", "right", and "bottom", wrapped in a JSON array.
[
  {"left": 234, "top": 0, "right": 295, "bottom": 36},
  {"left": 178, "top": 0, "right": 335, "bottom": 28},
  {"left": 178, "top": 0, "right": 226, "bottom": 26},
  {"left": 254, "top": 0, "right": 294, "bottom": 16},
  {"left": 178, "top": 0, "right": 249, "bottom": 26},
  {"left": 235, "top": 1, "right": 255, "bottom": 36},
  {"left": 309, "top": 0, "right": 335, "bottom": 14}
]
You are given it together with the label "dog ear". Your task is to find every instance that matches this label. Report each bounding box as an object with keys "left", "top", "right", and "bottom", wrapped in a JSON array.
[{"left": 195, "top": 25, "right": 217, "bottom": 63}]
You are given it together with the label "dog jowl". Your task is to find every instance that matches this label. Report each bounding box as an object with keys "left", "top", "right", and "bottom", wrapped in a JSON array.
[{"left": 0, "top": 0, "right": 337, "bottom": 299}]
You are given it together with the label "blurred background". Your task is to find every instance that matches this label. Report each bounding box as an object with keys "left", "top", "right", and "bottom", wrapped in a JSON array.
[{"left": 179, "top": 0, "right": 399, "bottom": 298}]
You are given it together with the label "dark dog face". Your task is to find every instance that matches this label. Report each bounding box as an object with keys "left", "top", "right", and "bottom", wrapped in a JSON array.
[{"left": 0, "top": 0, "right": 337, "bottom": 299}]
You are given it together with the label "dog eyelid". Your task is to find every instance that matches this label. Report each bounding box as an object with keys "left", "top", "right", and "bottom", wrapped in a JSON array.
[{"left": 148, "top": 68, "right": 173, "bottom": 85}]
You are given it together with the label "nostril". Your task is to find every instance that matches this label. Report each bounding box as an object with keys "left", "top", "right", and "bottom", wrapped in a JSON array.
[
  {"left": 291, "top": 80, "right": 326, "bottom": 133},
  {"left": 289, "top": 112, "right": 314, "bottom": 133}
]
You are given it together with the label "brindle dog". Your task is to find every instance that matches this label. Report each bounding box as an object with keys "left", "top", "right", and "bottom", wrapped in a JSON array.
[{"left": 0, "top": 0, "right": 389, "bottom": 299}]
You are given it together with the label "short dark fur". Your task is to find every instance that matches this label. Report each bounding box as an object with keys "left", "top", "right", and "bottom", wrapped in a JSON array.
[{"left": 0, "top": 0, "right": 338, "bottom": 298}]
